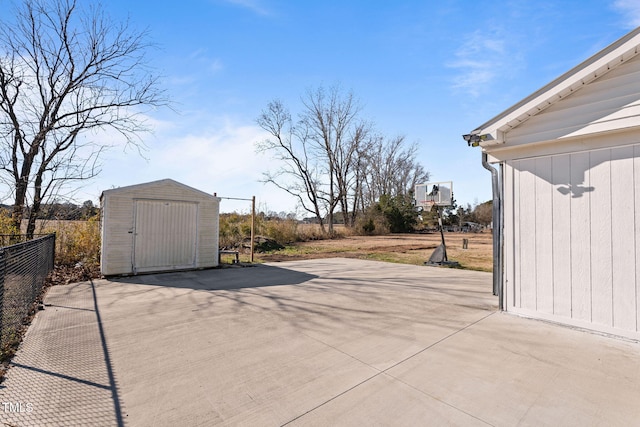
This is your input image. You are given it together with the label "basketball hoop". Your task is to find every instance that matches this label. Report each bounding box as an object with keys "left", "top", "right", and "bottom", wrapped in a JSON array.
[
  {"left": 414, "top": 180, "right": 459, "bottom": 267},
  {"left": 414, "top": 181, "right": 453, "bottom": 209}
]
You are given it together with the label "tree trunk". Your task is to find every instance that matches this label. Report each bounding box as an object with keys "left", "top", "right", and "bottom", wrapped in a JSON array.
[
  {"left": 12, "top": 179, "right": 28, "bottom": 233},
  {"left": 25, "top": 210, "right": 38, "bottom": 238},
  {"left": 25, "top": 173, "right": 44, "bottom": 239},
  {"left": 315, "top": 208, "right": 326, "bottom": 234},
  {"left": 340, "top": 200, "right": 350, "bottom": 228}
]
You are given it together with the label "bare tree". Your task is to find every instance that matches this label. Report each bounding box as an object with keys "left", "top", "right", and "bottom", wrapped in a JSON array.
[
  {"left": 299, "top": 86, "right": 367, "bottom": 233},
  {"left": 256, "top": 100, "right": 329, "bottom": 233},
  {"left": 0, "top": 0, "right": 165, "bottom": 237},
  {"left": 342, "top": 121, "right": 373, "bottom": 227},
  {"left": 361, "top": 135, "right": 429, "bottom": 206},
  {"left": 257, "top": 85, "right": 429, "bottom": 234},
  {"left": 258, "top": 86, "right": 369, "bottom": 234}
]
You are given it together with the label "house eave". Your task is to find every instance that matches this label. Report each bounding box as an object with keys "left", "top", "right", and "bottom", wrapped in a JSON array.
[{"left": 468, "top": 26, "right": 640, "bottom": 147}]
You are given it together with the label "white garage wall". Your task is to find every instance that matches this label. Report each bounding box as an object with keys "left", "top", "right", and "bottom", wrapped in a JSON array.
[{"left": 503, "top": 144, "right": 640, "bottom": 339}]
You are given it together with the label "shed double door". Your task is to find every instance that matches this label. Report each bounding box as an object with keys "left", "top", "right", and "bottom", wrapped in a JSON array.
[{"left": 133, "top": 200, "right": 198, "bottom": 273}]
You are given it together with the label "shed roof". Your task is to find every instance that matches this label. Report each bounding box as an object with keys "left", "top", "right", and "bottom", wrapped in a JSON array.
[
  {"left": 468, "top": 27, "right": 640, "bottom": 146},
  {"left": 100, "top": 178, "right": 216, "bottom": 200}
]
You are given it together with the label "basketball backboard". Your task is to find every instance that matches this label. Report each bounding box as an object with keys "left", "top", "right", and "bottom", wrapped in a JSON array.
[{"left": 414, "top": 181, "right": 453, "bottom": 209}]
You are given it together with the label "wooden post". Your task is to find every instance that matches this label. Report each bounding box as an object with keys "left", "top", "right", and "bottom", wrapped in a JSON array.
[{"left": 250, "top": 196, "right": 255, "bottom": 263}]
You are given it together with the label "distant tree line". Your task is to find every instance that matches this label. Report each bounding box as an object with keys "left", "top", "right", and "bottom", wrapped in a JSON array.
[
  {"left": 1, "top": 200, "right": 99, "bottom": 223},
  {"left": 256, "top": 85, "right": 428, "bottom": 235},
  {"left": 419, "top": 199, "right": 493, "bottom": 230}
]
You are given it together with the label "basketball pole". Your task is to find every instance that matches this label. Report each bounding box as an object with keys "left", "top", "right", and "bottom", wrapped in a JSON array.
[
  {"left": 416, "top": 181, "right": 458, "bottom": 267},
  {"left": 251, "top": 196, "right": 255, "bottom": 263},
  {"left": 436, "top": 206, "right": 448, "bottom": 262}
]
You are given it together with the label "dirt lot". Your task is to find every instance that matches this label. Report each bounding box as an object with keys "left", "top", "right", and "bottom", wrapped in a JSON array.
[{"left": 250, "top": 232, "right": 494, "bottom": 272}]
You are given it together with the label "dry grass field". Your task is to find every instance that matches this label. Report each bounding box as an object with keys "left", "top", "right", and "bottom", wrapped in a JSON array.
[
  {"left": 250, "top": 231, "right": 494, "bottom": 272},
  {"left": 25, "top": 219, "right": 492, "bottom": 272}
]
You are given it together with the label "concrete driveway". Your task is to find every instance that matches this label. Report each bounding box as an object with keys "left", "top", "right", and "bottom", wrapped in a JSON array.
[{"left": 1, "top": 258, "right": 638, "bottom": 426}]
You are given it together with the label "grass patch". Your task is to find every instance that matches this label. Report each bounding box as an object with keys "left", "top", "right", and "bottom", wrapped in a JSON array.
[{"left": 257, "top": 232, "right": 494, "bottom": 272}]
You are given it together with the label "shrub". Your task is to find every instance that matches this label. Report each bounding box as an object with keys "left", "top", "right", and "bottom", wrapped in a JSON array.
[
  {"left": 219, "top": 213, "right": 324, "bottom": 249},
  {"left": 219, "top": 213, "right": 263, "bottom": 249},
  {"left": 42, "top": 217, "right": 101, "bottom": 266},
  {"left": 354, "top": 204, "right": 388, "bottom": 236},
  {"left": 377, "top": 194, "right": 418, "bottom": 233},
  {"left": 219, "top": 213, "right": 244, "bottom": 249},
  {"left": 0, "top": 209, "right": 19, "bottom": 235},
  {"left": 362, "top": 218, "right": 375, "bottom": 234},
  {"left": 264, "top": 218, "right": 299, "bottom": 244}
]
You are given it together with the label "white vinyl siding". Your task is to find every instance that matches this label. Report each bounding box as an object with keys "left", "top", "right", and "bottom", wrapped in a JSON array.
[
  {"left": 503, "top": 145, "right": 640, "bottom": 340},
  {"left": 569, "top": 152, "right": 592, "bottom": 322},
  {"left": 100, "top": 179, "right": 219, "bottom": 276}
]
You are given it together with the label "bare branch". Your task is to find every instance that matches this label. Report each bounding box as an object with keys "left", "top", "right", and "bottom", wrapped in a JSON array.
[
  {"left": 256, "top": 85, "right": 429, "bottom": 232},
  {"left": 0, "top": 0, "right": 167, "bottom": 236}
]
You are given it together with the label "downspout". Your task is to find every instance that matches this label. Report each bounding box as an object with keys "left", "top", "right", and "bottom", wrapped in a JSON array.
[{"left": 482, "top": 152, "right": 503, "bottom": 310}]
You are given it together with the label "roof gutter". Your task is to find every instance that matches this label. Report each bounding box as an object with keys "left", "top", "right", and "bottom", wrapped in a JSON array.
[{"left": 481, "top": 152, "right": 503, "bottom": 310}]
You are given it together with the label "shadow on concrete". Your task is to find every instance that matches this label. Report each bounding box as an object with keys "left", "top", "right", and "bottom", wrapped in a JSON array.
[
  {"left": 101, "top": 261, "right": 496, "bottom": 354},
  {"left": 89, "top": 280, "right": 125, "bottom": 426},
  {"left": 0, "top": 280, "right": 125, "bottom": 426},
  {"left": 109, "top": 264, "right": 319, "bottom": 291},
  {"left": 94, "top": 259, "right": 502, "bottom": 425}
]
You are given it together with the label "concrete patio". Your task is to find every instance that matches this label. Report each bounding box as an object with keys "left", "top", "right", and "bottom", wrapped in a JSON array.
[{"left": 0, "top": 258, "right": 638, "bottom": 426}]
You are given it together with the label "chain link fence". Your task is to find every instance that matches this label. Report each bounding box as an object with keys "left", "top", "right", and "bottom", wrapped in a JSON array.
[{"left": 0, "top": 234, "right": 56, "bottom": 356}]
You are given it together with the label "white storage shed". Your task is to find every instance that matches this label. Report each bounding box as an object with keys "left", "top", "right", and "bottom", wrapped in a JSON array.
[
  {"left": 466, "top": 27, "right": 640, "bottom": 341},
  {"left": 100, "top": 179, "right": 220, "bottom": 276}
]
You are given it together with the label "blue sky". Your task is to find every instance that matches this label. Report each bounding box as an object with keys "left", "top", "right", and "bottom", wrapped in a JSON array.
[{"left": 58, "top": 1, "right": 640, "bottom": 213}]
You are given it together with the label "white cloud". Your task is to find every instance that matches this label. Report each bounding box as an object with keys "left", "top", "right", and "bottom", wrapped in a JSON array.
[
  {"left": 209, "top": 58, "right": 224, "bottom": 73},
  {"left": 154, "top": 120, "right": 300, "bottom": 213},
  {"left": 82, "top": 115, "right": 301, "bottom": 214},
  {"left": 155, "top": 119, "right": 267, "bottom": 182},
  {"left": 163, "top": 50, "right": 224, "bottom": 89},
  {"left": 447, "top": 31, "right": 508, "bottom": 97},
  {"left": 186, "top": 50, "right": 224, "bottom": 76},
  {"left": 613, "top": 0, "right": 640, "bottom": 27},
  {"left": 222, "top": 0, "right": 271, "bottom": 16}
]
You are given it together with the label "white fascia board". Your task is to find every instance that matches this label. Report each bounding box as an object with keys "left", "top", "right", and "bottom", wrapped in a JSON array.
[{"left": 473, "top": 27, "right": 640, "bottom": 147}]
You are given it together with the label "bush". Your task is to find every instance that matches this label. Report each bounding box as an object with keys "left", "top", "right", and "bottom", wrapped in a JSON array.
[
  {"left": 0, "top": 209, "right": 19, "bottom": 235},
  {"left": 219, "top": 213, "right": 246, "bottom": 249},
  {"left": 362, "top": 218, "right": 375, "bottom": 234},
  {"left": 253, "top": 236, "right": 285, "bottom": 252},
  {"left": 378, "top": 194, "right": 418, "bottom": 233},
  {"left": 219, "top": 213, "right": 325, "bottom": 249},
  {"left": 352, "top": 194, "right": 419, "bottom": 235},
  {"left": 354, "top": 207, "right": 389, "bottom": 235},
  {"left": 0, "top": 212, "right": 101, "bottom": 267},
  {"left": 264, "top": 218, "right": 299, "bottom": 244},
  {"left": 42, "top": 217, "right": 101, "bottom": 266}
]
